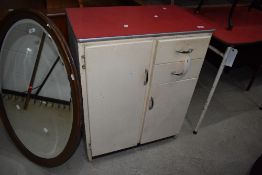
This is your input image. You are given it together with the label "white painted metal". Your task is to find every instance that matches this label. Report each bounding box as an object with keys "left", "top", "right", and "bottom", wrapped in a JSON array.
[
  {"left": 79, "top": 45, "right": 93, "bottom": 160},
  {"left": 194, "top": 46, "right": 238, "bottom": 133},
  {"left": 152, "top": 58, "right": 204, "bottom": 85},
  {"left": 208, "top": 45, "right": 224, "bottom": 57},
  {"left": 85, "top": 40, "right": 153, "bottom": 156},
  {"left": 141, "top": 79, "right": 198, "bottom": 144},
  {"left": 70, "top": 32, "right": 212, "bottom": 159},
  {"left": 155, "top": 36, "right": 211, "bottom": 64},
  {"left": 68, "top": 26, "right": 93, "bottom": 160},
  {"left": 78, "top": 30, "right": 214, "bottom": 43}
]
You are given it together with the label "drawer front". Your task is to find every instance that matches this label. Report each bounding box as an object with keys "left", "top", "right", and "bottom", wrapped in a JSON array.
[
  {"left": 155, "top": 36, "right": 210, "bottom": 64},
  {"left": 152, "top": 58, "right": 204, "bottom": 85}
]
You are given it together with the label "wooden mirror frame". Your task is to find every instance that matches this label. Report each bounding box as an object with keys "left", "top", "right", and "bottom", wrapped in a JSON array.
[{"left": 0, "top": 9, "right": 82, "bottom": 167}]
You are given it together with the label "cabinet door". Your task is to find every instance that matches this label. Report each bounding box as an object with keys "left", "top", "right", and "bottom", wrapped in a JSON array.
[
  {"left": 85, "top": 40, "right": 153, "bottom": 156},
  {"left": 141, "top": 79, "right": 197, "bottom": 144}
]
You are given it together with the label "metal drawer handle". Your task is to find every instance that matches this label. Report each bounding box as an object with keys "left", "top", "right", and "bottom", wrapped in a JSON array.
[
  {"left": 176, "top": 48, "right": 194, "bottom": 54},
  {"left": 144, "top": 69, "right": 149, "bottom": 85},
  {"left": 149, "top": 97, "right": 154, "bottom": 110},
  {"left": 170, "top": 55, "right": 191, "bottom": 76},
  {"left": 171, "top": 72, "right": 183, "bottom": 76}
]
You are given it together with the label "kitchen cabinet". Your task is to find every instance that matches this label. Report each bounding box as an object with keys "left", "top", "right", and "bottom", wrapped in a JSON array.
[{"left": 66, "top": 5, "right": 213, "bottom": 159}]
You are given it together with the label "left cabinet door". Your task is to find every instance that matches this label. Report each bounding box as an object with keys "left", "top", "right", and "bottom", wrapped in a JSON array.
[{"left": 85, "top": 40, "right": 153, "bottom": 156}]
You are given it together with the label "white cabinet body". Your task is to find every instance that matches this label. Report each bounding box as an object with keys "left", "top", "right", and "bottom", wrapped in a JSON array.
[{"left": 69, "top": 33, "right": 211, "bottom": 159}]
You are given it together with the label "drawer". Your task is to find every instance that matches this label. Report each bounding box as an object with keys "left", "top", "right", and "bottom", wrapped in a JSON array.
[
  {"left": 155, "top": 36, "right": 210, "bottom": 64},
  {"left": 152, "top": 58, "right": 204, "bottom": 85}
]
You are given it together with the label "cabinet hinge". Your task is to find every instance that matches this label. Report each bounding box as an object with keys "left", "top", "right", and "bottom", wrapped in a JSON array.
[{"left": 81, "top": 55, "right": 86, "bottom": 69}]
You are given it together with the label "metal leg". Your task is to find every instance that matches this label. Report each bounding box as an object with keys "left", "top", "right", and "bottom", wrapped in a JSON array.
[
  {"left": 227, "top": 0, "right": 239, "bottom": 30},
  {"left": 171, "top": 0, "right": 174, "bottom": 5},
  {"left": 195, "top": 0, "right": 205, "bottom": 13},
  {"left": 194, "top": 46, "right": 237, "bottom": 134},
  {"left": 249, "top": 0, "right": 258, "bottom": 11}
]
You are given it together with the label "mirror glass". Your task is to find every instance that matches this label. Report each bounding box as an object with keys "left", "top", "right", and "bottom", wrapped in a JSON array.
[{"left": 0, "top": 19, "right": 73, "bottom": 158}]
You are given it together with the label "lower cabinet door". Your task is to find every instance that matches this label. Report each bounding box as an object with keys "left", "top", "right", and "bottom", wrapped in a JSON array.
[
  {"left": 85, "top": 40, "right": 153, "bottom": 156},
  {"left": 140, "top": 79, "right": 197, "bottom": 144}
]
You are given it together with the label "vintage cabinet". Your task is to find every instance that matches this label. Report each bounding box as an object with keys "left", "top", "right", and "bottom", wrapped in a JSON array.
[{"left": 67, "top": 6, "right": 213, "bottom": 159}]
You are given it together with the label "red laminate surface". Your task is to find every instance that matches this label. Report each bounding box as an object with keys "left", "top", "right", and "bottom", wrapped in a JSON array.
[
  {"left": 188, "top": 6, "right": 262, "bottom": 45},
  {"left": 66, "top": 5, "right": 214, "bottom": 41}
]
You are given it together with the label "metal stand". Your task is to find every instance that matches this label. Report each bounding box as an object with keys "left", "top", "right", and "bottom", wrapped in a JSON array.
[{"left": 193, "top": 46, "right": 238, "bottom": 134}]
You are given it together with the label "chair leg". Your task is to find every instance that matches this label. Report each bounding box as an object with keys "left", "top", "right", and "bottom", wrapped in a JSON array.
[
  {"left": 249, "top": 0, "right": 260, "bottom": 11},
  {"left": 195, "top": 0, "right": 205, "bottom": 13},
  {"left": 227, "top": 0, "right": 239, "bottom": 30},
  {"left": 249, "top": 0, "right": 256, "bottom": 11},
  {"left": 246, "top": 65, "right": 260, "bottom": 91}
]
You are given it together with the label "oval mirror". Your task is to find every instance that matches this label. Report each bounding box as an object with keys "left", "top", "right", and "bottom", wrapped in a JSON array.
[{"left": 0, "top": 9, "right": 82, "bottom": 167}]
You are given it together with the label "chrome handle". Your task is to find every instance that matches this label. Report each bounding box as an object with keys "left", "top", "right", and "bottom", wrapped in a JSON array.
[
  {"left": 149, "top": 97, "right": 154, "bottom": 110},
  {"left": 176, "top": 48, "right": 193, "bottom": 54},
  {"left": 144, "top": 69, "right": 149, "bottom": 86},
  {"left": 171, "top": 55, "right": 191, "bottom": 76},
  {"left": 171, "top": 71, "right": 184, "bottom": 76}
]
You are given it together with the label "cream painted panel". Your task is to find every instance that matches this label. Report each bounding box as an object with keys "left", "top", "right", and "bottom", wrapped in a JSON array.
[
  {"left": 152, "top": 58, "right": 204, "bottom": 85},
  {"left": 141, "top": 79, "right": 197, "bottom": 144},
  {"left": 155, "top": 36, "right": 210, "bottom": 64},
  {"left": 85, "top": 40, "right": 153, "bottom": 156}
]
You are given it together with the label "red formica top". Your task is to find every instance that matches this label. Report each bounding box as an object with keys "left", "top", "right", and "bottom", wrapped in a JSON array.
[
  {"left": 188, "top": 6, "right": 262, "bottom": 45},
  {"left": 66, "top": 5, "right": 214, "bottom": 41}
]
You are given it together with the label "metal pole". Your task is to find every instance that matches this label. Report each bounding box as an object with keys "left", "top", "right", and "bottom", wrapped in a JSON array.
[
  {"left": 195, "top": 0, "right": 205, "bottom": 13},
  {"left": 35, "top": 56, "right": 60, "bottom": 97},
  {"left": 24, "top": 32, "right": 46, "bottom": 109},
  {"left": 193, "top": 47, "right": 232, "bottom": 134},
  {"left": 227, "top": 0, "right": 239, "bottom": 30}
]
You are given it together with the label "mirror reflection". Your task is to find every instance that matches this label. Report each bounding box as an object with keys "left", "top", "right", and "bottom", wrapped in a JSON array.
[{"left": 0, "top": 19, "right": 73, "bottom": 158}]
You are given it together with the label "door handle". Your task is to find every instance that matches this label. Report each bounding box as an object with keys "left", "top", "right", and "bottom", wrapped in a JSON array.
[
  {"left": 149, "top": 97, "right": 154, "bottom": 110},
  {"left": 170, "top": 55, "right": 191, "bottom": 76},
  {"left": 144, "top": 69, "right": 149, "bottom": 85},
  {"left": 176, "top": 48, "right": 193, "bottom": 54},
  {"left": 171, "top": 72, "right": 183, "bottom": 76}
]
